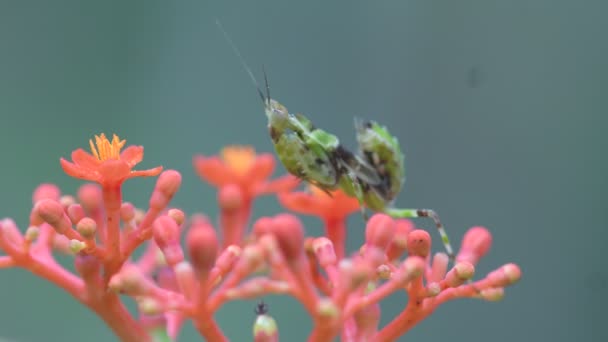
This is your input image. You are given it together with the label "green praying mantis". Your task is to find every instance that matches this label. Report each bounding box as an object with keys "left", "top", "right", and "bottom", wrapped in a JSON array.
[{"left": 217, "top": 21, "right": 456, "bottom": 262}]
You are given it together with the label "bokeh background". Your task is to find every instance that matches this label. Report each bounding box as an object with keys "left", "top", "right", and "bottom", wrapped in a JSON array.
[{"left": 0, "top": 0, "right": 605, "bottom": 341}]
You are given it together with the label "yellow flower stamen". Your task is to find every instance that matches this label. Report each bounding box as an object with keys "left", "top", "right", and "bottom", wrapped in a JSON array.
[
  {"left": 89, "top": 134, "right": 126, "bottom": 161},
  {"left": 221, "top": 145, "right": 256, "bottom": 176}
]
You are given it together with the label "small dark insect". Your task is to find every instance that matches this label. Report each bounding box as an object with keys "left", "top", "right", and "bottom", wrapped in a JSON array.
[{"left": 254, "top": 300, "right": 269, "bottom": 315}]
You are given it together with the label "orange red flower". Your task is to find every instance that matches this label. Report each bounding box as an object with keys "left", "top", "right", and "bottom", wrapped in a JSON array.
[
  {"left": 278, "top": 184, "right": 361, "bottom": 221},
  {"left": 193, "top": 145, "right": 299, "bottom": 196},
  {"left": 60, "top": 134, "right": 163, "bottom": 187}
]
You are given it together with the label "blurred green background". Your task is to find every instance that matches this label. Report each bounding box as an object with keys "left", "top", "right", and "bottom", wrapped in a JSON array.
[{"left": 0, "top": 0, "right": 605, "bottom": 341}]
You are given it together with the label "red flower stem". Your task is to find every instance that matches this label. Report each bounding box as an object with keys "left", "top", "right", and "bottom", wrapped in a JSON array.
[
  {"left": 308, "top": 318, "right": 339, "bottom": 342},
  {"left": 221, "top": 198, "right": 252, "bottom": 248},
  {"left": 433, "top": 283, "right": 481, "bottom": 305},
  {"left": 24, "top": 255, "right": 149, "bottom": 342},
  {"left": 220, "top": 208, "right": 241, "bottom": 248},
  {"left": 324, "top": 218, "right": 346, "bottom": 259},
  {"left": 121, "top": 207, "right": 163, "bottom": 258},
  {"left": 344, "top": 277, "right": 411, "bottom": 317},
  {"left": 136, "top": 241, "right": 160, "bottom": 276},
  {"left": 89, "top": 293, "right": 151, "bottom": 342},
  {"left": 102, "top": 185, "right": 122, "bottom": 279},
  {"left": 0, "top": 256, "right": 14, "bottom": 268},
  {"left": 305, "top": 250, "right": 331, "bottom": 295},
  {"left": 5, "top": 250, "right": 86, "bottom": 302},
  {"left": 193, "top": 315, "right": 228, "bottom": 342},
  {"left": 374, "top": 278, "right": 431, "bottom": 340},
  {"left": 290, "top": 259, "right": 320, "bottom": 314}
]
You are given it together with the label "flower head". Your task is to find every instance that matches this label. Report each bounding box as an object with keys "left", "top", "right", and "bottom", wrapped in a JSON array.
[
  {"left": 193, "top": 145, "right": 299, "bottom": 196},
  {"left": 278, "top": 184, "right": 361, "bottom": 221},
  {"left": 60, "top": 133, "right": 163, "bottom": 187}
]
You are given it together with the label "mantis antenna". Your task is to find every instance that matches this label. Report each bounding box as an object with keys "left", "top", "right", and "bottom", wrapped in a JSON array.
[{"left": 215, "top": 19, "right": 269, "bottom": 105}]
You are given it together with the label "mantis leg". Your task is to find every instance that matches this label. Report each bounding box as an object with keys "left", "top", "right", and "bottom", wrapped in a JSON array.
[
  {"left": 384, "top": 208, "right": 455, "bottom": 263},
  {"left": 342, "top": 172, "right": 369, "bottom": 221}
]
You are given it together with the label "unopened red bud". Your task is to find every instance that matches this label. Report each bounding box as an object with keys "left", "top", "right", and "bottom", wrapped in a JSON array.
[
  {"left": 387, "top": 219, "right": 414, "bottom": 260},
  {"left": 215, "top": 245, "right": 241, "bottom": 273},
  {"left": 120, "top": 202, "right": 135, "bottom": 222},
  {"left": 1, "top": 219, "right": 23, "bottom": 245},
  {"left": 313, "top": 237, "right": 337, "bottom": 267},
  {"left": 218, "top": 184, "right": 243, "bottom": 211},
  {"left": 36, "top": 199, "right": 72, "bottom": 235},
  {"left": 138, "top": 297, "right": 163, "bottom": 315},
  {"left": 376, "top": 264, "right": 391, "bottom": 279},
  {"left": 109, "top": 265, "right": 147, "bottom": 295},
  {"left": 32, "top": 183, "right": 61, "bottom": 204},
  {"left": 457, "top": 226, "right": 492, "bottom": 265},
  {"left": 67, "top": 204, "right": 85, "bottom": 224},
  {"left": 187, "top": 221, "right": 219, "bottom": 274},
  {"left": 425, "top": 282, "right": 441, "bottom": 297},
  {"left": 76, "top": 217, "right": 97, "bottom": 239},
  {"left": 153, "top": 216, "right": 183, "bottom": 266},
  {"left": 429, "top": 252, "right": 449, "bottom": 282},
  {"left": 252, "top": 216, "right": 274, "bottom": 237},
  {"left": 69, "top": 239, "right": 86, "bottom": 254},
  {"left": 445, "top": 262, "right": 475, "bottom": 287},
  {"left": 407, "top": 230, "right": 431, "bottom": 258},
  {"left": 501, "top": 263, "right": 522, "bottom": 285},
  {"left": 271, "top": 214, "right": 304, "bottom": 261},
  {"left": 480, "top": 287, "right": 505, "bottom": 301},
  {"left": 316, "top": 298, "right": 339, "bottom": 318},
  {"left": 150, "top": 170, "right": 182, "bottom": 210},
  {"left": 365, "top": 214, "right": 396, "bottom": 251},
  {"left": 393, "top": 256, "right": 425, "bottom": 285},
  {"left": 77, "top": 184, "right": 102, "bottom": 211},
  {"left": 168, "top": 209, "right": 185, "bottom": 226},
  {"left": 59, "top": 195, "right": 75, "bottom": 208},
  {"left": 486, "top": 263, "right": 522, "bottom": 287},
  {"left": 24, "top": 226, "right": 40, "bottom": 243}
]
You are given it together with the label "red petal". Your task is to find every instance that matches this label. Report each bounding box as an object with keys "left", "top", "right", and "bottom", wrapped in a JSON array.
[
  {"left": 71, "top": 149, "right": 99, "bottom": 170},
  {"left": 121, "top": 145, "right": 144, "bottom": 167},
  {"left": 60, "top": 158, "right": 98, "bottom": 182},
  {"left": 249, "top": 153, "right": 275, "bottom": 183},
  {"left": 193, "top": 155, "right": 234, "bottom": 187},
  {"left": 277, "top": 192, "right": 326, "bottom": 216},
  {"left": 97, "top": 159, "right": 131, "bottom": 185},
  {"left": 256, "top": 175, "right": 301, "bottom": 195},
  {"left": 129, "top": 166, "right": 164, "bottom": 178}
]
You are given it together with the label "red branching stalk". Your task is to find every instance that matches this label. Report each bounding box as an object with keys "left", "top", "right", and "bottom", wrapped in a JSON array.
[{"left": 0, "top": 141, "right": 522, "bottom": 342}]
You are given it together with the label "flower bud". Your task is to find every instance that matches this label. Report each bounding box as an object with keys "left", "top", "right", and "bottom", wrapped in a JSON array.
[
  {"left": 35, "top": 199, "right": 72, "bottom": 236},
  {"left": 407, "top": 230, "right": 431, "bottom": 258},
  {"left": 76, "top": 217, "right": 97, "bottom": 239},
  {"left": 365, "top": 214, "right": 396, "bottom": 251},
  {"left": 456, "top": 226, "right": 492, "bottom": 265},
  {"left": 153, "top": 215, "right": 184, "bottom": 266},
  {"left": 186, "top": 220, "right": 219, "bottom": 275},
  {"left": 149, "top": 170, "right": 182, "bottom": 210},
  {"left": 67, "top": 204, "right": 86, "bottom": 224},
  {"left": 32, "top": 183, "right": 61, "bottom": 204},
  {"left": 120, "top": 202, "right": 135, "bottom": 222},
  {"left": 77, "top": 184, "right": 102, "bottom": 211},
  {"left": 271, "top": 214, "right": 304, "bottom": 261}
]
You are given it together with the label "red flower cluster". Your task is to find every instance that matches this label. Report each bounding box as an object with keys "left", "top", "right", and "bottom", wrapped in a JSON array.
[{"left": 0, "top": 136, "right": 521, "bottom": 342}]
